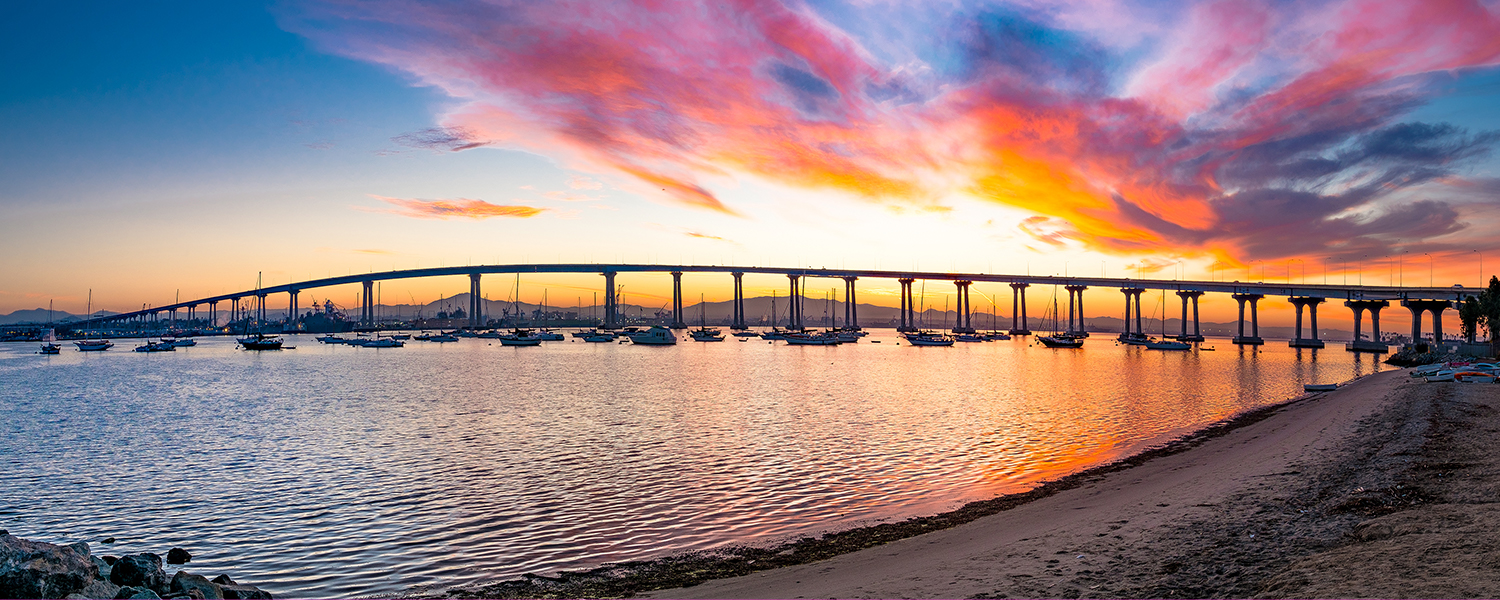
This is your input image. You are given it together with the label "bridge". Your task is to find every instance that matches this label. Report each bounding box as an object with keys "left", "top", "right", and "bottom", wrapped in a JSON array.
[{"left": 64, "top": 264, "right": 1480, "bottom": 352}]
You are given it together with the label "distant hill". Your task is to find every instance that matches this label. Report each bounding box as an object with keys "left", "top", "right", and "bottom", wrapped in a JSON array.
[{"left": 0, "top": 308, "right": 118, "bottom": 325}]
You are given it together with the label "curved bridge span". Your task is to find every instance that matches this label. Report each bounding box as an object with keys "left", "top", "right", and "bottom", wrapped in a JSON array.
[{"left": 73, "top": 263, "right": 1477, "bottom": 351}]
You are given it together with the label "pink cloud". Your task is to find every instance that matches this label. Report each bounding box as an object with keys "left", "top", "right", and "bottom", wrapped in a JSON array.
[{"left": 373, "top": 195, "right": 547, "bottom": 219}]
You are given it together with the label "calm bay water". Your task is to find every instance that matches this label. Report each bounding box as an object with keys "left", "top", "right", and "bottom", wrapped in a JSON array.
[{"left": 1, "top": 332, "right": 1385, "bottom": 597}]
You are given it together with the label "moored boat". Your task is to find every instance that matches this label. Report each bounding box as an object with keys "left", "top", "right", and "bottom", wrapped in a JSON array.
[
  {"left": 1304, "top": 383, "right": 1339, "bottom": 392},
  {"left": 905, "top": 332, "right": 955, "bottom": 346},
  {"left": 630, "top": 325, "right": 677, "bottom": 345},
  {"left": 1038, "top": 335, "right": 1084, "bottom": 348},
  {"left": 134, "top": 340, "right": 177, "bottom": 353},
  {"left": 75, "top": 340, "right": 113, "bottom": 352},
  {"left": 1144, "top": 338, "right": 1191, "bottom": 351},
  {"left": 785, "top": 332, "right": 840, "bottom": 345},
  {"left": 238, "top": 334, "right": 284, "bottom": 351}
]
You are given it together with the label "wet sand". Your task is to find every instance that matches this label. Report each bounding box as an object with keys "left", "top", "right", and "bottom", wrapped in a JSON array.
[
  {"left": 644, "top": 368, "right": 1500, "bottom": 599},
  {"left": 430, "top": 368, "right": 1500, "bottom": 598}
]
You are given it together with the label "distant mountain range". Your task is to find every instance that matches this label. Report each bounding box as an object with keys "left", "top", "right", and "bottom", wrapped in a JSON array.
[{"left": 0, "top": 309, "right": 118, "bottom": 325}]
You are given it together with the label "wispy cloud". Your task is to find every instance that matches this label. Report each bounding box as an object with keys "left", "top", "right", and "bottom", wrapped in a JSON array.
[
  {"left": 372, "top": 195, "right": 546, "bottom": 219},
  {"left": 684, "top": 231, "right": 727, "bottom": 241},
  {"left": 390, "top": 127, "right": 488, "bottom": 153},
  {"left": 567, "top": 175, "right": 603, "bottom": 190}
]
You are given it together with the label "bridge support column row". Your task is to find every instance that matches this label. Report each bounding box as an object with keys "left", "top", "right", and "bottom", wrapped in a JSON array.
[
  {"left": 1288, "top": 297, "right": 1325, "bottom": 348},
  {"left": 953, "top": 281, "right": 974, "bottom": 333},
  {"left": 1119, "top": 288, "right": 1145, "bottom": 342},
  {"left": 602, "top": 271, "right": 618, "bottom": 328},
  {"left": 843, "top": 277, "right": 859, "bottom": 330},
  {"left": 1175, "top": 291, "right": 1204, "bottom": 342},
  {"left": 1231, "top": 293, "right": 1264, "bottom": 345},
  {"left": 1401, "top": 299, "right": 1452, "bottom": 348},
  {"left": 670, "top": 272, "right": 686, "bottom": 329},
  {"left": 731, "top": 272, "right": 746, "bottom": 330},
  {"left": 1065, "top": 285, "right": 1088, "bottom": 336},
  {"left": 1345, "top": 300, "right": 1389, "bottom": 352},
  {"left": 899, "top": 278, "right": 916, "bottom": 332},
  {"left": 1009, "top": 282, "right": 1030, "bottom": 335}
]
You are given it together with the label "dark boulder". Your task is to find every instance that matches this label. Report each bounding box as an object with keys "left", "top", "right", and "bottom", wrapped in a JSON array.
[
  {"left": 115, "top": 586, "right": 162, "bottom": 599},
  {"left": 165, "top": 549, "right": 191, "bottom": 566},
  {"left": 109, "top": 553, "right": 166, "bottom": 594},
  {"left": 0, "top": 531, "right": 98, "bottom": 598},
  {"left": 208, "top": 575, "right": 234, "bottom": 586},
  {"left": 218, "top": 584, "right": 272, "bottom": 599},
  {"left": 169, "top": 571, "right": 223, "bottom": 599}
]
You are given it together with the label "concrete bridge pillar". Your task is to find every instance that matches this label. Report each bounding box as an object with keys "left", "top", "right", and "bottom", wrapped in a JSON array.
[
  {"left": 1174, "top": 291, "right": 1205, "bottom": 342},
  {"left": 953, "top": 281, "right": 975, "bottom": 333},
  {"left": 288, "top": 290, "right": 299, "bottom": 329},
  {"left": 467, "top": 274, "right": 483, "bottom": 329},
  {"left": 209, "top": 302, "right": 217, "bottom": 328},
  {"left": 602, "top": 271, "right": 618, "bottom": 328},
  {"left": 1008, "top": 282, "right": 1031, "bottom": 335},
  {"left": 731, "top": 272, "right": 746, "bottom": 330},
  {"left": 1231, "top": 293, "right": 1265, "bottom": 345},
  {"left": 1401, "top": 299, "right": 1452, "bottom": 347},
  {"left": 1118, "top": 288, "right": 1145, "bottom": 341},
  {"left": 1288, "top": 297, "right": 1326, "bottom": 348},
  {"left": 257, "top": 293, "right": 268, "bottom": 327},
  {"left": 1065, "top": 285, "right": 1088, "bottom": 335},
  {"left": 843, "top": 277, "right": 859, "bottom": 330},
  {"left": 788, "top": 274, "right": 802, "bottom": 330},
  {"left": 899, "top": 278, "right": 915, "bottom": 332},
  {"left": 1342, "top": 299, "right": 1389, "bottom": 352},
  {"left": 670, "top": 272, "right": 686, "bottom": 329}
]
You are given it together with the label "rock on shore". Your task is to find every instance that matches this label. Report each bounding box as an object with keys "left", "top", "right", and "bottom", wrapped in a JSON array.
[{"left": 0, "top": 532, "right": 272, "bottom": 599}]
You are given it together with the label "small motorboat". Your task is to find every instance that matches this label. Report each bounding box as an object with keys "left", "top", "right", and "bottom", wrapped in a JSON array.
[
  {"left": 362, "top": 338, "right": 404, "bottom": 348},
  {"left": 732, "top": 331, "right": 760, "bottom": 338},
  {"left": 75, "top": 340, "right": 113, "bottom": 352},
  {"left": 134, "top": 340, "right": 176, "bottom": 353},
  {"left": 630, "top": 326, "right": 678, "bottom": 345},
  {"left": 39, "top": 343, "right": 61, "bottom": 355},
  {"left": 1455, "top": 371, "right": 1497, "bottom": 383},
  {"left": 1304, "top": 383, "right": 1339, "bottom": 392},
  {"left": 983, "top": 331, "right": 1012, "bottom": 341},
  {"left": 428, "top": 334, "right": 459, "bottom": 343},
  {"left": 534, "top": 329, "right": 565, "bottom": 341},
  {"left": 953, "top": 333, "right": 985, "bottom": 342},
  {"left": 584, "top": 334, "right": 615, "bottom": 342},
  {"left": 317, "top": 335, "right": 348, "bottom": 344},
  {"left": 1425, "top": 370, "right": 1456, "bottom": 382},
  {"left": 165, "top": 338, "right": 197, "bottom": 347},
  {"left": 760, "top": 329, "right": 790, "bottom": 340},
  {"left": 388, "top": 334, "right": 411, "bottom": 341}
]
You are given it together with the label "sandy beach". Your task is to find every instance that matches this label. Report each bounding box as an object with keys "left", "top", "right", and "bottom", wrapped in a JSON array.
[{"left": 634, "top": 368, "right": 1498, "bottom": 599}]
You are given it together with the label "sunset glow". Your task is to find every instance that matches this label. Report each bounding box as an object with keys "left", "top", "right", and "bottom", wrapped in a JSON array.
[{"left": 3, "top": 0, "right": 1498, "bottom": 324}]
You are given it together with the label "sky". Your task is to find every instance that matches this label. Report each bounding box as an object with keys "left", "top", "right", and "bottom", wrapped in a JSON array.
[{"left": 2, "top": 0, "right": 1499, "bottom": 326}]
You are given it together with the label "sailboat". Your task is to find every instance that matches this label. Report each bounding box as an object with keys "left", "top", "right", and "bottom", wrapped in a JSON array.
[
  {"left": 1144, "top": 290, "right": 1191, "bottom": 350},
  {"left": 38, "top": 301, "right": 61, "bottom": 354},
  {"left": 238, "top": 273, "right": 284, "bottom": 350},
  {"left": 1038, "top": 287, "right": 1083, "bottom": 348},
  {"left": 499, "top": 274, "right": 543, "bottom": 346},
  {"left": 761, "top": 291, "right": 789, "bottom": 340},
  {"left": 690, "top": 294, "right": 724, "bottom": 341}
]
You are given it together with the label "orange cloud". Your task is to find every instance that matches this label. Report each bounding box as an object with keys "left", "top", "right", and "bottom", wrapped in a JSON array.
[{"left": 373, "top": 195, "right": 546, "bottom": 220}]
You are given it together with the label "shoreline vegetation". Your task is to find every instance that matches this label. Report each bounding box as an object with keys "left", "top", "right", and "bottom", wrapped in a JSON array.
[{"left": 417, "top": 370, "right": 1422, "bottom": 600}]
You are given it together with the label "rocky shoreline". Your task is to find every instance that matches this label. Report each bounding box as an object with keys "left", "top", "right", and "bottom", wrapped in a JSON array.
[{"left": 0, "top": 532, "right": 273, "bottom": 600}]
